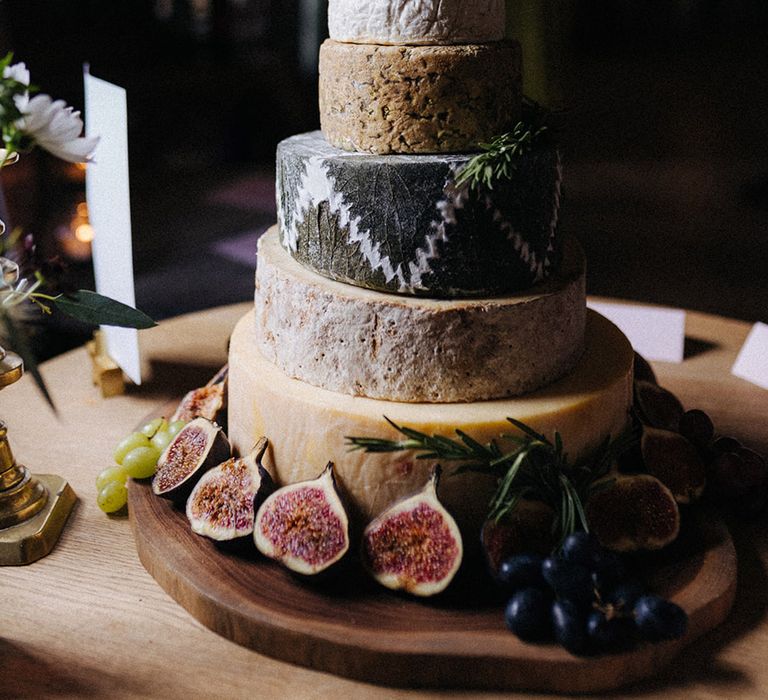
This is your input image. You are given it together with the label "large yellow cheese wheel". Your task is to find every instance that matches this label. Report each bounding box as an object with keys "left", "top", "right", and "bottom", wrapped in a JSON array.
[{"left": 228, "top": 311, "right": 633, "bottom": 536}]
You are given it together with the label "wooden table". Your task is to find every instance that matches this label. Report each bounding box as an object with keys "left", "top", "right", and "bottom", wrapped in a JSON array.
[{"left": 2, "top": 302, "right": 768, "bottom": 699}]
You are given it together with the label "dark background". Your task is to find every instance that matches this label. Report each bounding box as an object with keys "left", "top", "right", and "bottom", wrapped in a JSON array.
[{"left": 1, "top": 0, "right": 767, "bottom": 359}]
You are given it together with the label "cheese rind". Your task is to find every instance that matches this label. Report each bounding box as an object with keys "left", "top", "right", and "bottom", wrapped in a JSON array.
[
  {"left": 277, "top": 132, "right": 563, "bottom": 297},
  {"left": 328, "top": 0, "right": 506, "bottom": 45},
  {"left": 229, "top": 311, "right": 633, "bottom": 535},
  {"left": 255, "top": 226, "right": 586, "bottom": 403},
  {"left": 319, "top": 40, "right": 521, "bottom": 155}
]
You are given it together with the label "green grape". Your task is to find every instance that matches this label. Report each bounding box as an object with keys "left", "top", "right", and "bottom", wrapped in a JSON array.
[
  {"left": 114, "top": 432, "right": 151, "bottom": 465},
  {"left": 122, "top": 445, "right": 161, "bottom": 479},
  {"left": 151, "top": 429, "right": 173, "bottom": 453},
  {"left": 95, "top": 465, "right": 128, "bottom": 492},
  {"left": 97, "top": 481, "right": 128, "bottom": 513},
  {"left": 168, "top": 420, "right": 186, "bottom": 437},
  {"left": 139, "top": 417, "right": 167, "bottom": 438}
]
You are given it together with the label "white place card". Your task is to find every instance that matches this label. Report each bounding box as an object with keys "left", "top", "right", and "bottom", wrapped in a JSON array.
[
  {"left": 587, "top": 301, "right": 686, "bottom": 364},
  {"left": 732, "top": 322, "right": 768, "bottom": 390},
  {"left": 84, "top": 70, "right": 142, "bottom": 385}
]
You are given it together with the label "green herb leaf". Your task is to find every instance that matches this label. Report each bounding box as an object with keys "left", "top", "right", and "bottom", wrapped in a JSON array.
[
  {"left": 347, "top": 415, "right": 639, "bottom": 554},
  {"left": 53, "top": 290, "right": 156, "bottom": 329}
]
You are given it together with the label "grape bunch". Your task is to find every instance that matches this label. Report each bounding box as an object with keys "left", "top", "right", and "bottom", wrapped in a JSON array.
[
  {"left": 500, "top": 532, "right": 688, "bottom": 655},
  {"left": 95, "top": 417, "right": 185, "bottom": 514}
]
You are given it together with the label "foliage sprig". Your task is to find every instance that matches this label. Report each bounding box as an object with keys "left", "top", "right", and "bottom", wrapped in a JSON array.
[
  {"left": 347, "top": 417, "right": 637, "bottom": 549},
  {"left": 455, "top": 98, "right": 556, "bottom": 193}
]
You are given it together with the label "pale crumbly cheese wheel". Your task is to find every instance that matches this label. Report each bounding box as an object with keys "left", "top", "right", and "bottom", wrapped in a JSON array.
[
  {"left": 255, "top": 225, "right": 586, "bottom": 403},
  {"left": 319, "top": 40, "right": 521, "bottom": 155},
  {"left": 328, "top": 0, "right": 506, "bottom": 45},
  {"left": 277, "top": 132, "right": 563, "bottom": 297},
  {"left": 228, "top": 310, "right": 634, "bottom": 536}
]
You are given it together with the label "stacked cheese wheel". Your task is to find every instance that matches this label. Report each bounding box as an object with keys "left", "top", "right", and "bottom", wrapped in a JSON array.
[{"left": 228, "top": 1, "right": 634, "bottom": 534}]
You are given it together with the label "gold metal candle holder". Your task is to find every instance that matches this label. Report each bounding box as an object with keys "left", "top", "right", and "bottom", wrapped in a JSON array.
[{"left": 0, "top": 350, "right": 77, "bottom": 565}]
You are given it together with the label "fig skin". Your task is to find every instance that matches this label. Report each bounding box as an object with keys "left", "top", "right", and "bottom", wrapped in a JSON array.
[
  {"left": 586, "top": 474, "right": 680, "bottom": 552},
  {"left": 362, "top": 466, "right": 463, "bottom": 597},
  {"left": 633, "top": 352, "right": 658, "bottom": 385},
  {"left": 254, "top": 462, "right": 350, "bottom": 576},
  {"left": 186, "top": 437, "right": 274, "bottom": 541},
  {"left": 152, "top": 417, "right": 231, "bottom": 503},
  {"left": 171, "top": 365, "right": 228, "bottom": 424},
  {"left": 641, "top": 426, "right": 707, "bottom": 504},
  {"left": 481, "top": 500, "right": 557, "bottom": 576},
  {"left": 634, "top": 380, "right": 684, "bottom": 432},
  {"left": 707, "top": 446, "right": 768, "bottom": 517}
]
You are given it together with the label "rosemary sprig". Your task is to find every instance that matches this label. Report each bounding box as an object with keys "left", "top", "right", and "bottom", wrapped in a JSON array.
[
  {"left": 455, "top": 99, "right": 554, "bottom": 193},
  {"left": 347, "top": 417, "right": 637, "bottom": 550}
]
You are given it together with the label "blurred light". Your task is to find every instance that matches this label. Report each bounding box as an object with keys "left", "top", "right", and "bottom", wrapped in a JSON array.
[
  {"left": 75, "top": 223, "right": 94, "bottom": 243},
  {"left": 76, "top": 201, "right": 89, "bottom": 217}
]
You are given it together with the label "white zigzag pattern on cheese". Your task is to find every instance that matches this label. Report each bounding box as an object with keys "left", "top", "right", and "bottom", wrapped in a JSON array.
[
  {"left": 287, "top": 156, "right": 428, "bottom": 292},
  {"left": 286, "top": 155, "right": 562, "bottom": 292}
]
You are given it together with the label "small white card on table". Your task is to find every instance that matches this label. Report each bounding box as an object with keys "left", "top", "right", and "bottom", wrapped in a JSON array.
[
  {"left": 587, "top": 301, "right": 686, "bottom": 364},
  {"left": 732, "top": 322, "right": 768, "bottom": 390},
  {"left": 84, "top": 70, "right": 142, "bottom": 385}
]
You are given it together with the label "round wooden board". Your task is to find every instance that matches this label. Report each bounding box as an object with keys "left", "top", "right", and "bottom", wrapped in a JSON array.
[{"left": 128, "top": 469, "right": 736, "bottom": 693}]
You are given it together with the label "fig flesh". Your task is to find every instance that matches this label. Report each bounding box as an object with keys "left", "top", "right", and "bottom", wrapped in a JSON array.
[
  {"left": 586, "top": 474, "right": 680, "bottom": 552},
  {"left": 152, "top": 417, "right": 230, "bottom": 502},
  {"left": 641, "top": 426, "right": 707, "bottom": 504},
  {"left": 171, "top": 365, "right": 228, "bottom": 423},
  {"left": 481, "top": 499, "right": 557, "bottom": 576},
  {"left": 186, "top": 437, "right": 274, "bottom": 541},
  {"left": 362, "top": 466, "right": 463, "bottom": 597},
  {"left": 254, "top": 462, "right": 350, "bottom": 575}
]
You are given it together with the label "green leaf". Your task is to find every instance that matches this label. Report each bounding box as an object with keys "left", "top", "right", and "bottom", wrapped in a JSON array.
[
  {"left": 1, "top": 312, "right": 56, "bottom": 412},
  {"left": 53, "top": 290, "right": 156, "bottom": 329}
]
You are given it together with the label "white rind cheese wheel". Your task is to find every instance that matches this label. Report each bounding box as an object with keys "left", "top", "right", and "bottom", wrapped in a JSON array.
[
  {"left": 328, "top": 0, "right": 506, "bottom": 45},
  {"left": 255, "top": 226, "right": 586, "bottom": 403},
  {"left": 228, "top": 311, "right": 634, "bottom": 536}
]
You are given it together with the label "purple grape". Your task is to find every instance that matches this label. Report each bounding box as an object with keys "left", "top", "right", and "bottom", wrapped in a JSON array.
[
  {"left": 542, "top": 557, "right": 594, "bottom": 604},
  {"left": 561, "top": 532, "right": 602, "bottom": 568},
  {"left": 497, "top": 554, "right": 545, "bottom": 592},
  {"left": 586, "top": 610, "right": 636, "bottom": 650},
  {"left": 590, "top": 550, "right": 627, "bottom": 593},
  {"left": 505, "top": 588, "right": 552, "bottom": 642},
  {"left": 605, "top": 581, "right": 645, "bottom": 610},
  {"left": 634, "top": 596, "right": 688, "bottom": 641},
  {"left": 552, "top": 599, "right": 589, "bottom": 655}
]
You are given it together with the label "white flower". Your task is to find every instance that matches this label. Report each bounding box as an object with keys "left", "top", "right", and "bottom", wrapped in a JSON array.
[
  {"left": 19, "top": 94, "right": 99, "bottom": 163},
  {"left": 3, "top": 61, "right": 30, "bottom": 112},
  {"left": 3, "top": 61, "right": 30, "bottom": 86}
]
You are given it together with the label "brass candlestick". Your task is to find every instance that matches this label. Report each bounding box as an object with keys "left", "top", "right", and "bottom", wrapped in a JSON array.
[{"left": 0, "top": 350, "right": 77, "bottom": 565}]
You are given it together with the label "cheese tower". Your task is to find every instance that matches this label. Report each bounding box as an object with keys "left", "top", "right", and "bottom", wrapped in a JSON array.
[{"left": 229, "top": 1, "right": 634, "bottom": 535}]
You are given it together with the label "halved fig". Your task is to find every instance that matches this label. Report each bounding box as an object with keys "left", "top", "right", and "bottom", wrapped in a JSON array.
[
  {"left": 634, "top": 380, "right": 684, "bottom": 431},
  {"left": 362, "top": 466, "right": 463, "bottom": 597},
  {"left": 152, "top": 417, "right": 230, "bottom": 502},
  {"left": 171, "top": 365, "right": 228, "bottom": 423},
  {"left": 586, "top": 474, "right": 680, "bottom": 552},
  {"left": 254, "top": 462, "right": 349, "bottom": 575},
  {"left": 186, "top": 437, "right": 274, "bottom": 540},
  {"left": 641, "top": 426, "right": 707, "bottom": 504},
  {"left": 481, "top": 499, "right": 557, "bottom": 576}
]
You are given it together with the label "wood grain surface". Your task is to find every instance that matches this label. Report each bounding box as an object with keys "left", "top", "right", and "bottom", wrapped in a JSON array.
[
  {"left": 1, "top": 301, "right": 768, "bottom": 699},
  {"left": 129, "top": 474, "right": 737, "bottom": 693}
]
